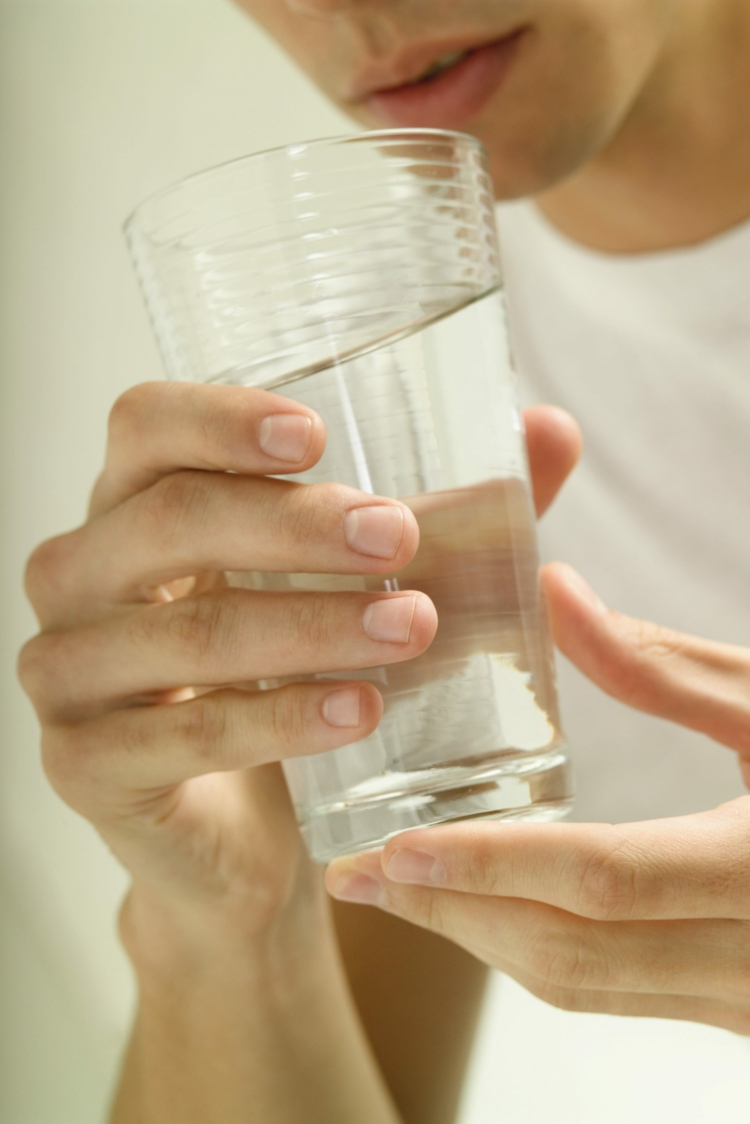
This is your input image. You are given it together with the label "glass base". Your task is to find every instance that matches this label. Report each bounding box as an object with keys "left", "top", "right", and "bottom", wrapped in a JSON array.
[{"left": 300, "top": 750, "right": 573, "bottom": 864}]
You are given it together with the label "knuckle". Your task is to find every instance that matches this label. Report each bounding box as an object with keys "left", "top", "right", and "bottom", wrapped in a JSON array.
[
  {"left": 528, "top": 926, "right": 605, "bottom": 990},
  {"left": 630, "top": 617, "right": 675, "bottom": 657},
  {"left": 277, "top": 484, "right": 324, "bottom": 552},
  {"left": 17, "top": 631, "right": 65, "bottom": 708},
  {"left": 107, "top": 383, "right": 161, "bottom": 443},
  {"left": 266, "top": 688, "right": 308, "bottom": 753},
  {"left": 419, "top": 889, "right": 448, "bottom": 933},
  {"left": 278, "top": 482, "right": 351, "bottom": 553},
  {"left": 170, "top": 594, "right": 234, "bottom": 663},
  {"left": 466, "top": 841, "right": 507, "bottom": 896},
  {"left": 24, "top": 533, "right": 78, "bottom": 607},
  {"left": 615, "top": 617, "right": 684, "bottom": 707},
  {"left": 293, "top": 594, "right": 334, "bottom": 653},
  {"left": 178, "top": 696, "right": 230, "bottom": 764},
  {"left": 390, "top": 885, "right": 447, "bottom": 934},
  {"left": 319, "top": 481, "right": 355, "bottom": 514},
  {"left": 139, "top": 471, "right": 212, "bottom": 549},
  {"left": 574, "top": 835, "right": 644, "bottom": 921},
  {"left": 129, "top": 593, "right": 233, "bottom": 666},
  {"left": 16, "top": 633, "right": 46, "bottom": 697}
]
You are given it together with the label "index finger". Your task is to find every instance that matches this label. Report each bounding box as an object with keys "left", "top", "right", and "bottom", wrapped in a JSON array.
[
  {"left": 522, "top": 405, "right": 582, "bottom": 518},
  {"left": 542, "top": 562, "right": 750, "bottom": 763},
  {"left": 90, "top": 381, "right": 326, "bottom": 515},
  {"left": 366, "top": 798, "right": 750, "bottom": 921}
]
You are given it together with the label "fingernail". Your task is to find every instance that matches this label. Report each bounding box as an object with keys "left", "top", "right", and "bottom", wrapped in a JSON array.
[
  {"left": 362, "top": 596, "right": 416, "bottom": 644},
  {"left": 322, "top": 686, "right": 361, "bottom": 728},
  {"left": 385, "top": 848, "right": 446, "bottom": 885},
  {"left": 258, "top": 414, "right": 313, "bottom": 463},
  {"left": 330, "top": 872, "right": 386, "bottom": 906},
  {"left": 344, "top": 506, "right": 404, "bottom": 559},
  {"left": 561, "top": 565, "right": 607, "bottom": 613}
]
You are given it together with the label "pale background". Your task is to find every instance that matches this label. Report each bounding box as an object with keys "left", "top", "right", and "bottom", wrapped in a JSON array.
[{"left": 2, "top": 2, "right": 749, "bottom": 1121}]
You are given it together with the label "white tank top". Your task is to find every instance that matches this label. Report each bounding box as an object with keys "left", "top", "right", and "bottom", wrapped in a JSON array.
[
  {"left": 495, "top": 200, "right": 750, "bottom": 824},
  {"left": 458, "top": 204, "right": 750, "bottom": 1124}
]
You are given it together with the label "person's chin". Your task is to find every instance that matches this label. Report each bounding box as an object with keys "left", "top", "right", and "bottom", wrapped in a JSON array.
[
  {"left": 478, "top": 102, "right": 617, "bottom": 202},
  {"left": 483, "top": 140, "right": 578, "bottom": 201}
]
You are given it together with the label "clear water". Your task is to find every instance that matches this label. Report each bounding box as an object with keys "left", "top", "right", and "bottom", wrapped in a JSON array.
[{"left": 230, "top": 289, "right": 572, "bottom": 861}]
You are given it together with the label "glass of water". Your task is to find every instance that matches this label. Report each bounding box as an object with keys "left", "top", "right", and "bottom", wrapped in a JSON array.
[{"left": 125, "top": 129, "right": 573, "bottom": 863}]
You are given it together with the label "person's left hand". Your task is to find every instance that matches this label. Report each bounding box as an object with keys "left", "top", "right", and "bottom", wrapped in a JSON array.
[{"left": 326, "top": 562, "right": 750, "bottom": 1034}]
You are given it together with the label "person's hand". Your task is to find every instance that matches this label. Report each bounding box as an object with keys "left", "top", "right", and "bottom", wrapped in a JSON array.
[
  {"left": 327, "top": 564, "right": 750, "bottom": 1034},
  {"left": 17, "top": 381, "right": 426, "bottom": 956},
  {"left": 18, "top": 381, "right": 579, "bottom": 962}
]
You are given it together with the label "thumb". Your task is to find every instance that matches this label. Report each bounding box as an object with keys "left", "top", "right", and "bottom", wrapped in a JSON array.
[{"left": 543, "top": 562, "right": 750, "bottom": 766}]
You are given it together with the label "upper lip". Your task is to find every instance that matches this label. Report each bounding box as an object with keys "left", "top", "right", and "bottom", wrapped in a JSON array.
[{"left": 346, "top": 29, "right": 526, "bottom": 102}]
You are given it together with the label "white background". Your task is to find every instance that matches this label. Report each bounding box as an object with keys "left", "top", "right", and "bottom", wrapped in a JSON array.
[{"left": 1, "top": 2, "right": 749, "bottom": 1121}]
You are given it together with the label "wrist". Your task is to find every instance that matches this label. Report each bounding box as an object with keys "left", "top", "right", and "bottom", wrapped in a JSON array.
[
  {"left": 113, "top": 882, "right": 402, "bottom": 1124},
  {"left": 120, "top": 875, "right": 335, "bottom": 1008}
]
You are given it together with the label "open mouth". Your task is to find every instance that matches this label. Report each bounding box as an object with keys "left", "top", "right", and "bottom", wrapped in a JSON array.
[
  {"left": 406, "top": 49, "right": 474, "bottom": 86},
  {"left": 364, "top": 32, "right": 527, "bottom": 130}
]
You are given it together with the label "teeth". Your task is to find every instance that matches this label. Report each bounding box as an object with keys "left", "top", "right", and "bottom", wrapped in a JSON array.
[{"left": 410, "top": 50, "right": 470, "bottom": 85}]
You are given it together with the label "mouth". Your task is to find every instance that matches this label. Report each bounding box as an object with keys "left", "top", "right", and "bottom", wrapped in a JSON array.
[
  {"left": 351, "top": 30, "right": 529, "bottom": 130},
  {"left": 409, "top": 49, "right": 476, "bottom": 85}
]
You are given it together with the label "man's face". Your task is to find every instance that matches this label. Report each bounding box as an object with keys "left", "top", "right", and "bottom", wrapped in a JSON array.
[{"left": 236, "top": 0, "right": 681, "bottom": 197}]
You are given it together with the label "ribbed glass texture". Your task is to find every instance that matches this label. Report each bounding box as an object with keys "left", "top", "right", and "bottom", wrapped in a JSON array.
[
  {"left": 125, "top": 130, "right": 572, "bottom": 863},
  {"left": 125, "top": 131, "right": 501, "bottom": 388}
]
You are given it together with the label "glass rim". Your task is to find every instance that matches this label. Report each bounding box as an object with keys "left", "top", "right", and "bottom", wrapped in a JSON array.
[{"left": 123, "top": 127, "right": 487, "bottom": 234}]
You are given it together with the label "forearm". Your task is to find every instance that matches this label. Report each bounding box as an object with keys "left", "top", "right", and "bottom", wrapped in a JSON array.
[
  {"left": 110, "top": 889, "right": 401, "bottom": 1124},
  {"left": 333, "top": 901, "right": 489, "bottom": 1124}
]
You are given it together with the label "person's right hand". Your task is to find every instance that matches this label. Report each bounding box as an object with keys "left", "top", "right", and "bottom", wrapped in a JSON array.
[
  {"left": 17, "top": 381, "right": 442, "bottom": 957},
  {"left": 17, "top": 383, "right": 579, "bottom": 962}
]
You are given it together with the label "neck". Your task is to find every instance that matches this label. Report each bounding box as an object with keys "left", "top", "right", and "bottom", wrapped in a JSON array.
[{"left": 536, "top": 1, "right": 750, "bottom": 254}]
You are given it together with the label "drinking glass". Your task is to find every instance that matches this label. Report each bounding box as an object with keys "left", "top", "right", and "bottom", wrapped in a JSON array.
[{"left": 125, "top": 129, "right": 573, "bottom": 862}]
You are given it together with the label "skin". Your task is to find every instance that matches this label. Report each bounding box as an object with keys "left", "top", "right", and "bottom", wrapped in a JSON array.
[
  {"left": 240, "top": 0, "right": 750, "bottom": 250},
  {"left": 19, "top": 390, "right": 579, "bottom": 1123},
  {"left": 17, "top": 0, "right": 750, "bottom": 1121},
  {"left": 328, "top": 569, "right": 750, "bottom": 1033}
]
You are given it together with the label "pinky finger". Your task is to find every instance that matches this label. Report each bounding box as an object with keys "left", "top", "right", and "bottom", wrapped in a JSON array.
[
  {"left": 503, "top": 965, "right": 750, "bottom": 1035},
  {"left": 43, "top": 680, "right": 382, "bottom": 815}
]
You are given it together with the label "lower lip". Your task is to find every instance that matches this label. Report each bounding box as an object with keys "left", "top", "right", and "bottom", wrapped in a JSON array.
[{"left": 366, "top": 34, "right": 525, "bottom": 130}]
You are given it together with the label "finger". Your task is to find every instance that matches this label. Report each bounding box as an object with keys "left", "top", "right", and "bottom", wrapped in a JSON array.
[
  {"left": 522, "top": 405, "right": 582, "bottom": 518},
  {"left": 326, "top": 797, "right": 750, "bottom": 921},
  {"left": 28, "top": 473, "right": 419, "bottom": 624},
  {"left": 89, "top": 382, "right": 326, "bottom": 516},
  {"left": 421, "top": 918, "right": 750, "bottom": 1031},
  {"left": 543, "top": 562, "right": 750, "bottom": 759},
  {"left": 20, "top": 588, "right": 437, "bottom": 720},
  {"left": 491, "top": 965, "right": 750, "bottom": 1034},
  {"left": 43, "top": 680, "right": 383, "bottom": 813},
  {"left": 327, "top": 855, "right": 748, "bottom": 1002}
]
